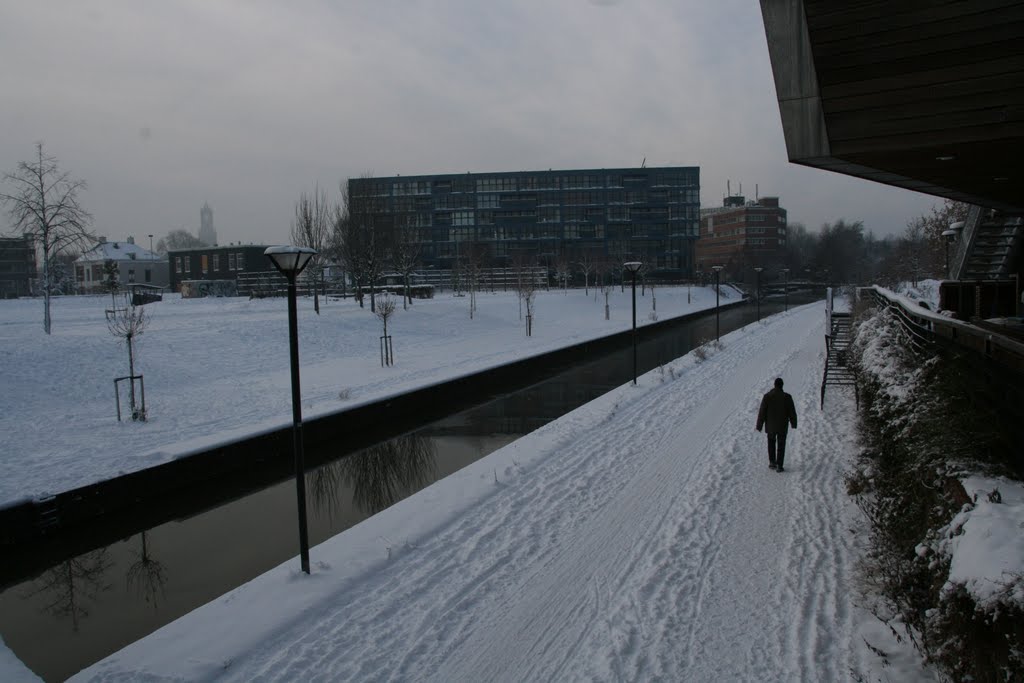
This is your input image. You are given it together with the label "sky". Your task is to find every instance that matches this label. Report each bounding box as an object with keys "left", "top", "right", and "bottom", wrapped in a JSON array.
[{"left": 0, "top": 1, "right": 941, "bottom": 248}]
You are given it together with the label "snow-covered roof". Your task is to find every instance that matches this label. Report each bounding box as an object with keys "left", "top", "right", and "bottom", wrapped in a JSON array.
[{"left": 77, "top": 240, "right": 160, "bottom": 263}]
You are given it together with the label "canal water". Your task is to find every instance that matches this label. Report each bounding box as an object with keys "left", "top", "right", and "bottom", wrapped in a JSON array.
[{"left": 0, "top": 295, "right": 817, "bottom": 681}]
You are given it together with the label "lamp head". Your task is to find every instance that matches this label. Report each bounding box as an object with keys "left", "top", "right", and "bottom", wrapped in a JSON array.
[
  {"left": 265, "top": 246, "right": 317, "bottom": 276},
  {"left": 623, "top": 261, "right": 642, "bottom": 273}
]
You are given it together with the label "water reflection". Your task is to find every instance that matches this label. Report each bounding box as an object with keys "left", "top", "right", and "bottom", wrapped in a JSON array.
[
  {"left": 26, "top": 548, "right": 112, "bottom": 633},
  {"left": 310, "top": 434, "right": 437, "bottom": 517},
  {"left": 125, "top": 531, "right": 167, "bottom": 610}
]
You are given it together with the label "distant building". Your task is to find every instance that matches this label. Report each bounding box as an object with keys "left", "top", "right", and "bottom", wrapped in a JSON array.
[
  {"left": 0, "top": 234, "right": 37, "bottom": 298},
  {"left": 696, "top": 195, "right": 787, "bottom": 281},
  {"left": 348, "top": 166, "right": 701, "bottom": 278},
  {"left": 198, "top": 202, "right": 218, "bottom": 247},
  {"left": 167, "top": 244, "right": 275, "bottom": 295},
  {"left": 75, "top": 236, "right": 168, "bottom": 293}
]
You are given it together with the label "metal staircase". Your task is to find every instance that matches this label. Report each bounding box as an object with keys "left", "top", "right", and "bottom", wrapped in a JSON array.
[
  {"left": 820, "top": 311, "right": 858, "bottom": 409},
  {"left": 954, "top": 207, "right": 1023, "bottom": 281}
]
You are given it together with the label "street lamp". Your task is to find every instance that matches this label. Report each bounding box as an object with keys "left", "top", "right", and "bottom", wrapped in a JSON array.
[
  {"left": 265, "top": 245, "right": 317, "bottom": 574},
  {"left": 781, "top": 268, "right": 790, "bottom": 312},
  {"left": 754, "top": 267, "right": 763, "bottom": 322},
  {"left": 712, "top": 265, "right": 724, "bottom": 341},
  {"left": 624, "top": 261, "right": 642, "bottom": 385}
]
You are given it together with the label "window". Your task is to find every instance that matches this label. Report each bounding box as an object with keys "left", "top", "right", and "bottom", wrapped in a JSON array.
[
  {"left": 236, "top": 253, "right": 245, "bottom": 271},
  {"left": 453, "top": 210, "right": 474, "bottom": 226},
  {"left": 184, "top": 256, "right": 191, "bottom": 273},
  {"left": 175, "top": 257, "right": 182, "bottom": 274},
  {"left": 128, "top": 269, "right": 135, "bottom": 282},
  {"left": 213, "top": 254, "right": 220, "bottom": 271},
  {"left": 228, "top": 253, "right": 236, "bottom": 270},
  {"left": 477, "top": 194, "right": 499, "bottom": 209},
  {"left": 145, "top": 269, "right": 152, "bottom": 283},
  {"left": 201, "top": 255, "right": 209, "bottom": 274}
]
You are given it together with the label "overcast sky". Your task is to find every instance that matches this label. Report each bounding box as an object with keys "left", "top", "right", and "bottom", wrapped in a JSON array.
[{"left": 1, "top": 0, "right": 939, "bottom": 248}]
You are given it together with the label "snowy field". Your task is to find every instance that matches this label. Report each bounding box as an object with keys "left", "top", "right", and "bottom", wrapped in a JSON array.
[
  {"left": 62, "top": 301, "right": 935, "bottom": 682},
  {"left": 0, "top": 284, "right": 735, "bottom": 508},
  {"left": 7, "top": 285, "right": 1018, "bottom": 681}
]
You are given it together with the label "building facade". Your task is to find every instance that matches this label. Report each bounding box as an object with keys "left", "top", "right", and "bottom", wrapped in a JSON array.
[
  {"left": 348, "top": 166, "right": 701, "bottom": 278},
  {"left": 76, "top": 236, "right": 168, "bottom": 293},
  {"left": 0, "top": 234, "right": 37, "bottom": 297},
  {"left": 695, "top": 195, "right": 787, "bottom": 281},
  {"left": 167, "top": 244, "right": 273, "bottom": 293}
]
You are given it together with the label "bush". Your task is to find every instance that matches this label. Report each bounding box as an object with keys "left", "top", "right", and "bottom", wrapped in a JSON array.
[{"left": 850, "top": 302, "right": 1023, "bottom": 680}]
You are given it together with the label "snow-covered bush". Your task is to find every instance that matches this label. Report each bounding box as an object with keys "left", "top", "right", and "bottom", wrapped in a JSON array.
[{"left": 849, "top": 299, "right": 1024, "bottom": 680}]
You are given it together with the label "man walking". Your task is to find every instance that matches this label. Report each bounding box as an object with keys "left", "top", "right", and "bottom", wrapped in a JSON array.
[{"left": 756, "top": 377, "right": 798, "bottom": 472}]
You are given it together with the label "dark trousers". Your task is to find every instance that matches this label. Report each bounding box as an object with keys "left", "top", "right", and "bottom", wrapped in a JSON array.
[{"left": 767, "top": 432, "right": 788, "bottom": 467}]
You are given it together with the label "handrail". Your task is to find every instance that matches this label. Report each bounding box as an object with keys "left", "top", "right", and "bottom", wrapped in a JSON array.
[{"left": 866, "top": 286, "right": 1024, "bottom": 375}]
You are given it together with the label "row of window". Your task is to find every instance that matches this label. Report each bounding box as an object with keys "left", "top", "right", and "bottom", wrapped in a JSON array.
[
  {"left": 704, "top": 226, "right": 788, "bottom": 237},
  {"left": 391, "top": 188, "right": 701, "bottom": 211},
  {"left": 357, "top": 172, "right": 700, "bottom": 199},
  {"left": 174, "top": 252, "right": 246, "bottom": 275}
]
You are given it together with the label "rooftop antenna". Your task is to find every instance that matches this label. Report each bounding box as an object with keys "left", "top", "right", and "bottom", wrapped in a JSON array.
[
  {"left": 727, "top": 179, "right": 731, "bottom": 197},
  {"left": 756, "top": 183, "right": 759, "bottom": 201},
  {"left": 641, "top": 157, "right": 646, "bottom": 168}
]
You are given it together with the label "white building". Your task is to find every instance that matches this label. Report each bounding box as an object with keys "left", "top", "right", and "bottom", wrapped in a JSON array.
[{"left": 75, "top": 236, "right": 169, "bottom": 293}]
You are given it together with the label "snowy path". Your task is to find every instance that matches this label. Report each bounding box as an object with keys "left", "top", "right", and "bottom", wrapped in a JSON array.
[{"left": 74, "top": 303, "right": 869, "bottom": 682}]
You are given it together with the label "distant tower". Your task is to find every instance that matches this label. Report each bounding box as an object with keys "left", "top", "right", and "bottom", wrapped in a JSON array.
[{"left": 199, "top": 202, "right": 217, "bottom": 246}]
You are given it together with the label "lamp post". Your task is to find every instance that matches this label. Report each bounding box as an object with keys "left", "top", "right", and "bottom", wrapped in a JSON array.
[
  {"left": 624, "top": 261, "right": 642, "bottom": 385},
  {"left": 712, "top": 265, "right": 724, "bottom": 341},
  {"left": 265, "top": 245, "right": 317, "bottom": 574},
  {"left": 781, "top": 268, "right": 789, "bottom": 312},
  {"left": 754, "top": 267, "right": 763, "bottom": 322}
]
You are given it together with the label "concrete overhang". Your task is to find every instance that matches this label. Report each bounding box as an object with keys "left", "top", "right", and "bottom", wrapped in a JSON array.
[{"left": 760, "top": 0, "right": 1024, "bottom": 213}]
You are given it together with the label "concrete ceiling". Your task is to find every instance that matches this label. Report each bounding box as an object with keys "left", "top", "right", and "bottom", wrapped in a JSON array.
[{"left": 760, "top": 0, "right": 1024, "bottom": 213}]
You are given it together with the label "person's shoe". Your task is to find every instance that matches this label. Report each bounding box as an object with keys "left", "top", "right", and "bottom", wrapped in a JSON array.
[
  {"left": 776, "top": 465, "right": 785, "bottom": 473},
  {"left": 769, "top": 462, "right": 777, "bottom": 470}
]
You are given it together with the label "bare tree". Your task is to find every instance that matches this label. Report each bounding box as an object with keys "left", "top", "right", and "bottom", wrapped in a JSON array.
[
  {"left": 375, "top": 293, "right": 396, "bottom": 366},
  {"left": 578, "top": 248, "right": 597, "bottom": 296},
  {"left": 390, "top": 217, "right": 423, "bottom": 310},
  {"left": 107, "top": 297, "right": 148, "bottom": 420},
  {"left": 463, "top": 242, "right": 489, "bottom": 319},
  {"left": 29, "top": 548, "right": 112, "bottom": 632},
  {"left": 594, "top": 258, "right": 614, "bottom": 301},
  {"left": 290, "top": 183, "right": 331, "bottom": 314},
  {"left": 155, "top": 228, "right": 205, "bottom": 254},
  {"left": 125, "top": 531, "right": 167, "bottom": 608},
  {"left": 554, "top": 251, "right": 572, "bottom": 294},
  {"left": 334, "top": 176, "right": 391, "bottom": 312},
  {"left": 1, "top": 143, "right": 95, "bottom": 333},
  {"left": 516, "top": 267, "right": 538, "bottom": 336}
]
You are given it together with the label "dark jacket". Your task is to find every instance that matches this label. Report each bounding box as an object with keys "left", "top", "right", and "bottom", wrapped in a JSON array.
[{"left": 757, "top": 387, "right": 797, "bottom": 434}]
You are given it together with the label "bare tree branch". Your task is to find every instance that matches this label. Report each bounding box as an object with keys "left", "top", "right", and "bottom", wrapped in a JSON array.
[{"left": 1, "top": 143, "right": 95, "bottom": 333}]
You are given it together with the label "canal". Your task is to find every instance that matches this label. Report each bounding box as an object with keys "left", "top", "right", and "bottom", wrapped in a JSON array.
[{"left": 0, "top": 295, "right": 819, "bottom": 681}]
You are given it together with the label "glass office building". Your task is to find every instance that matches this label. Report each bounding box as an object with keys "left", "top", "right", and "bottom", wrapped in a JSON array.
[{"left": 348, "top": 166, "right": 700, "bottom": 278}]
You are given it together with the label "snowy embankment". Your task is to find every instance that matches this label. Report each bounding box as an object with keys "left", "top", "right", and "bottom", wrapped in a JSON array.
[
  {"left": 69, "top": 302, "right": 926, "bottom": 682},
  {"left": 0, "top": 284, "right": 738, "bottom": 509}
]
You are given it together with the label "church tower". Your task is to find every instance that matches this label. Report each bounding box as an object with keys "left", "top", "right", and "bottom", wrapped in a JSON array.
[{"left": 199, "top": 202, "right": 217, "bottom": 246}]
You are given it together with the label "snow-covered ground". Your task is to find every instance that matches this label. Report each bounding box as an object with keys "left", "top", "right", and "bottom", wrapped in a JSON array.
[
  {"left": 0, "top": 284, "right": 737, "bottom": 509},
  {"left": 6, "top": 285, "right": 1016, "bottom": 681},
  {"left": 59, "top": 301, "right": 931, "bottom": 682}
]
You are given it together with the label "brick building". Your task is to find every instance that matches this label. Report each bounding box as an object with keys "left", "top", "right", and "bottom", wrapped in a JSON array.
[{"left": 695, "top": 195, "right": 787, "bottom": 281}]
